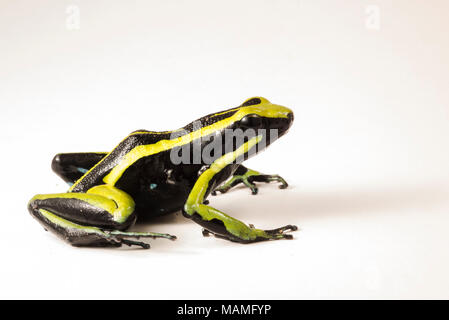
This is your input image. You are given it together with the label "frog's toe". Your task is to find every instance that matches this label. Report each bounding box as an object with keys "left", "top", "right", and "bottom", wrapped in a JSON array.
[
  {"left": 105, "top": 230, "right": 177, "bottom": 249},
  {"left": 249, "top": 174, "right": 288, "bottom": 190},
  {"left": 263, "top": 224, "right": 298, "bottom": 240},
  {"left": 202, "top": 228, "right": 212, "bottom": 237},
  {"left": 266, "top": 224, "right": 298, "bottom": 233},
  {"left": 213, "top": 170, "right": 289, "bottom": 196},
  {"left": 242, "top": 179, "right": 258, "bottom": 195},
  {"left": 211, "top": 185, "right": 233, "bottom": 195},
  {"left": 278, "top": 181, "right": 288, "bottom": 189},
  {"left": 119, "top": 238, "right": 151, "bottom": 249},
  {"left": 212, "top": 177, "right": 258, "bottom": 195},
  {"left": 108, "top": 230, "right": 176, "bottom": 249},
  {"left": 109, "top": 230, "right": 177, "bottom": 241}
]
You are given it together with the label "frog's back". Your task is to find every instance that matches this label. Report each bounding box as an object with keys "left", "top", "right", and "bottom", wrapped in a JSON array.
[
  {"left": 114, "top": 149, "right": 205, "bottom": 217},
  {"left": 68, "top": 104, "right": 245, "bottom": 216},
  {"left": 68, "top": 131, "right": 172, "bottom": 193},
  {"left": 69, "top": 105, "right": 241, "bottom": 192},
  {"left": 67, "top": 130, "right": 217, "bottom": 217}
]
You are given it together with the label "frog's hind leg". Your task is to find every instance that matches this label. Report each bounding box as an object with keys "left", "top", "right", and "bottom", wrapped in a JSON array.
[
  {"left": 212, "top": 165, "right": 288, "bottom": 195},
  {"left": 28, "top": 185, "right": 176, "bottom": 249},
  {"left": 184, "top": 138, "right": 297, "bottom": 243},
  {"left": 51, "top": 152, "right": 108, "bottom": 186}
]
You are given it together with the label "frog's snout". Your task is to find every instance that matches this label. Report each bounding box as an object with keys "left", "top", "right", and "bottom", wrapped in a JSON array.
[
  {"left": 274, "top": 109, "right": 294, "bottom": 137},
  {"left": 287, "top": 111, "right": 294, "bottom": 128},
  {"left": 288, "top": 111, "right": 294, "bottom": 124}
]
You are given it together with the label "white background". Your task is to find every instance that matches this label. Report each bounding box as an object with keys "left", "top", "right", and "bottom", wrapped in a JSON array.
[{"left": 1, "top": 1, "right": 448, "bottom": 299}]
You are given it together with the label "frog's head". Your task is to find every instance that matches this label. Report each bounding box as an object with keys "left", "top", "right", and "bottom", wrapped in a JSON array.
[
  {"left": 176, "top": 97, "right": 293, "bottom": 164},
  {"left": 221, "top": 97, "right": 293, "bottom": 157},
  {"left": 233, "top": 97, "right": 294, "bottom": 139},
  {"left": 207, "top": 97, "right": 293, "bottom": 158}
]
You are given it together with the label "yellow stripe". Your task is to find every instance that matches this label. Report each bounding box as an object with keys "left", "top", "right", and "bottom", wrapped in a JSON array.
[
  {"left": 71, "top": 99, "right": 291, "bottom": 190},
  {"left": 32, "top": 184, "right": 135, "bottom": 223},
  {"left": 185, "top": 135, "right": 262, "bottom": 213},
  {"left": 68, "top": 108, "right": 240, "bottom": 191},
  {"left": 103, "top": 103, "right": 290, "bottom": 186},
  {"left": 31, "top": 192, "right": 118, "bottom": 213},
  {"left": 103, "top": 115, "right": 238, "bottom": 185},
  {"left": 39, "top": 209, "right": 104, "bottom": 234}
]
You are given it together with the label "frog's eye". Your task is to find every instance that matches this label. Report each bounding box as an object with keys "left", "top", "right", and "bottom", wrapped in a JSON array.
[{"left": 240, "top": 114, "right": 263, "bottom": 128}]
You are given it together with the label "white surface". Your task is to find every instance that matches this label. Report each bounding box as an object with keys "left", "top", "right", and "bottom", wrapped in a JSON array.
[{"left": 1, "top": 1, "right": 449, "bottom": 299}]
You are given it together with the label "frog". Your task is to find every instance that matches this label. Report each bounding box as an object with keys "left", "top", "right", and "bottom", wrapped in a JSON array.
[{"left": 28, "top": 97, "right": 297, "bottom": 249}]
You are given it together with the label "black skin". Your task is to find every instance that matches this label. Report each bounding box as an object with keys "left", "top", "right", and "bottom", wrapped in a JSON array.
[
  {"left": 29, "top": 100, "right": 294, "bottom": 247},
  {"left": 52, "top": 152, "right": 107, "bottom": 185},
  {"left": 51, "top": 151, "right": 240, "bottom": 218},
  {"left": 48, "top": 152, "right": 294, "bottom": 244},
  {"left": 51, "top": 112, "right": 292, "bottom": 221}
]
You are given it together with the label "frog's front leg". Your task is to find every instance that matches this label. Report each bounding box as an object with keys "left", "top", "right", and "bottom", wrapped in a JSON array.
[
  {"left": 183, "top": 140, "right": 297, "bottom": 243},
  {"left": 183, "top": 203, "right": 297, "bottom": 243},
  {"left": 28, "top": 185, "right": 176, "bottom": 249},
  {"left": 212, "top": 165, "right": 288, "bottom": 195}
]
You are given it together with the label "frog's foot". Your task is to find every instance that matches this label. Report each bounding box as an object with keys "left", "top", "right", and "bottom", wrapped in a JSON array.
[
  {"left": 28, "top": 188, "right": 176, "bottom": 249},
  {"left": 184, "top": 203, "right": 298, "bottom": 244},
  {"left": 107, "top": 231, "right": 177, "bottom": 249},
  {"left": 212, "top": 166, "right": 288, "bottom": 196},
  {"left": 30, "top": 208, "right": 177, "bottom": 249},
  {"left": 261, "top": 224, "right": 298, "bottom": 240},
  {"left": 185, "top": 142, "right": 297, "bottom": 244},
  {"left": 202, "top": 222, "right": 298, "bottom": 243}
]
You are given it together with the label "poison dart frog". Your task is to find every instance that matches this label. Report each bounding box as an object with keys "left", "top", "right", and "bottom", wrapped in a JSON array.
[{"left": 28, "top": 97, "right": 297, "bottom": 249}]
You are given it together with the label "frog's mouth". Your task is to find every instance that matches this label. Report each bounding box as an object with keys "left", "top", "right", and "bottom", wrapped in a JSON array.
[
  {"left": 251, "top": 112, "right": 294, "bottom": 150},
  {"left": 166, "top": 110, "right": 294, "bottom": 166},
  {"left": 266, "top": 112, "right": 294, "bottom": 140},
  {"left": 215, "top": 112, "right": 294, "bottom": 162}
]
